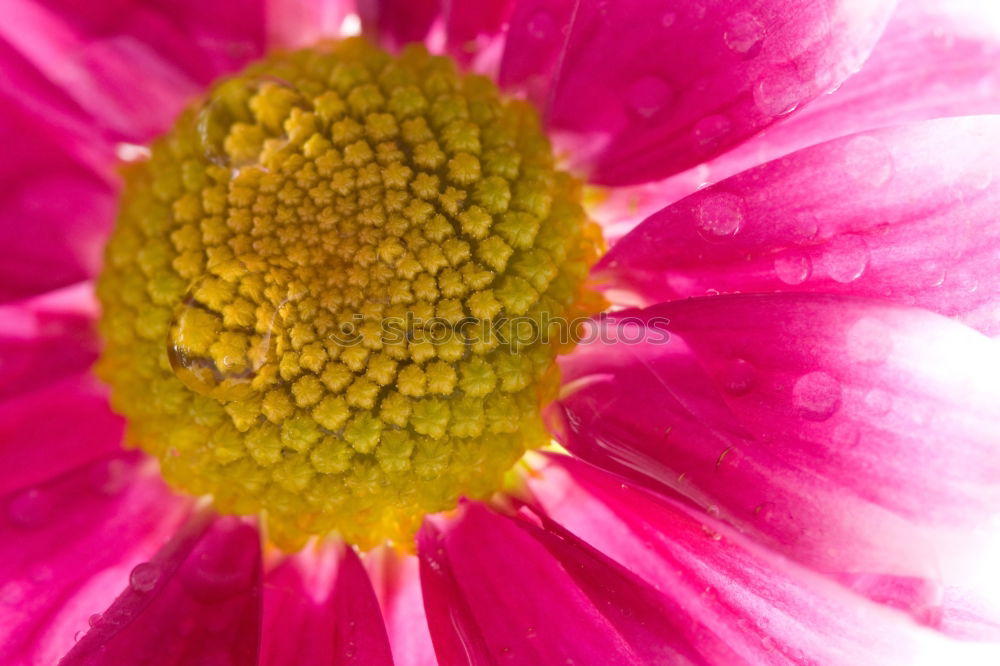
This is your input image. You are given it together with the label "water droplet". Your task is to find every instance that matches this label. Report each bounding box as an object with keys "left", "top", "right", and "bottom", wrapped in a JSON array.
[
  {"left": 792, "top": 212, "right": 820, "bottom": 240},
  {"left": 167, "top": 269, "right": 282, "bottom": 401},
  {"left": 129, "top": 562, "right": 161, "bottom": 593},
  {"left": 7, "top": 487, "right": 52, "bottom": 528},
  {"left": 74, "top": 630, "right": 84, "bottom": 643},
  {"left": 626, "top": 75, "right": 672, "bottom": 120},
  {"left": 823, "top": 234, "right": 870, "bottom": 283},
  {"left": 696, "top": 193, "right": 744, "bottom": 240},
  {"left": 754, "top": 69, "right": 804, "bottom": 116},
  {"left": 847, "top": 317, "right": 893, "bottom": 365},
  {"left": 88, "top": 458, "right": 130, "bottom": 495},
  {"left": 694, "top": 114, "right": 731, "bottom": 149},
  {"left": 792, "top": 371, "right": 841, "bottom": 421},
  {"left": 88, "top": 613, "right": 102, "bottom": 627},
  {"left": 864, "top": 389, "right": 892, "bottom": 416},
  {"left": 761, "top": 635, "right": 776, "bottom": 651},
  {"left": 526, "top": 11, "right": 555, "bottom": 40},
  {"left": 831, "top": 422, "right": 860, "bottom": 449},
  {"left": 754, "top": 501, "right": 777, "bottom": 521},
  {"left": 924, "top": 262, "right": 947, "bottom": 288},
  {"left": 661, "top": 12, "right": 677, "bottom": 27},
  {"left": 724, "top": 12, "right": 765, "bottom": 56},
  {"left": 721, "top": 358, "right": 756, "bottom": 395},
  {"left": 706, "top": 504, "right": 720, "bottom": 517},
  {"left": 773, "top": 249, "right": 811, "bottom": 285},
  {"left": 196, "top": 77, "right": 307, "bottom": 168},
  {"left": 843, "top": 135, "right": 894, "bottom": 187}
]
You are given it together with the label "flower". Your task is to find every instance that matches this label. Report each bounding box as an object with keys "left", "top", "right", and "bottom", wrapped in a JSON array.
[{"left": 2, "top": 0, "right": 1000, "bottom": 665}]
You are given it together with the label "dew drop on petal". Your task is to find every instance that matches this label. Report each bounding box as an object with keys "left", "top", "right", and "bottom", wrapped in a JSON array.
[
  {"left": 792, "top": 371, "right": 841, "bottom": 421},
  {"left": 831, "top": 422, "right": 860, "bottom": 450},
  {"left": 696, "top": 193, "right": 744, "bottom": 240},
  {"left": 129, "top": 561, "right": 161, "bottom": 593},
  {"left": 6, "top": 487, "right": 52, "bottom": 528},
  {"left": 843, "top": 135, "right": 894, "bottom": 187},
  {"left": 721, "top": 358, "right": 756, "bottom": 395},
  {"left": 773, "top": 249, "right": 811, "bottom": 285},
  {"left": 724, "top": 12, "right": 765, "bottom": 56},
  {"left": 864, "top": 389, "right": 893, "bottom": 416},
  {"left": 693, "top": 114, "right": 731, "bottom": 149},
  {"left": 626, "top": 75, "right": 673, "bottom": 120},
  {"left": 823, "top": 234, "right": 870, "bottom": 283},
  {"left": 753, "top": 69, "right": 803, "bottom": 117},
  {"left": 526, "top": 11, "right": 555, "bottom": 40},
  {"left": 847, "top": 317, "right": 893, "bottom": 365}
]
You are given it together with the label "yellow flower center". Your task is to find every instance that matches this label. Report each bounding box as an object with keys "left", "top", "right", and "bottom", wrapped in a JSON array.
[{"left": 96, "top": 37, "right": 602, "bottom": 550}]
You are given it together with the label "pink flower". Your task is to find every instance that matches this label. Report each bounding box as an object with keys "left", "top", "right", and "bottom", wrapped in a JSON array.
[{"left": 2, "top": 0, "right": 1000, "bottom": 664}]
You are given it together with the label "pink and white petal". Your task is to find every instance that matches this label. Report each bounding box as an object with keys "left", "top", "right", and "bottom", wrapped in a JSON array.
[
  {"left": 61, "top": 514, "right": 261, "bottom": 666},
  {"left": 660, "top": 0, "right": 1000, "bottom": 201},
  {"left": 0, "top": 372, "right": 123, "bottom": 496},
  {"left": 516, "top": 0, "right": 897, "bottom": 185},
  {"left": 0, "top": 453, "right": 191, "bottom": 666},
  {"left": 598, "top": 116, "right": 1000, "bottom": 337},
  {"left": 358, "top": 0, "right": 442, "bottom": 50},
  {"left": 524, "top": 454, "right": 1000, "bottom": 663},
  {"left": 0, "top": 283, "right": 100, "bottom": 402},
  {"left": 0, "top": 0, "right": 267, "bottom": 145},
  {"left": 548, "top": 294, "right": 1000, "bottom": 632},
  {"left": 261, "top": 542, "right": 393, "bottom": 666},
  {"left": 418, "top": 502, "right": 708, "bottom": 665},
  {"left": 266, "top": 0, "right": 352, "bottom": 49},
  {"left": 364, "top": 548, "right": 437, "bottom": 666}
]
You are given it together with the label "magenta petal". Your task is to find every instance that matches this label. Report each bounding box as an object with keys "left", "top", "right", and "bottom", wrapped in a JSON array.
[
  {"left": 497, "top": 0, "right": 576, "bottom": 104},
  {"left": 261, "top": 544, "right": 393, "bottom": 666},
  {"left": 549, "top": 293, "right": 1000, "bottom": 630},
  {"left": 364, "top": 548, "right": 436, "bottom": 666},
  {"left": 358, "top": 0, "right": 442, "bottom": 49},
  {"left": 418, "top": 502, "right": 704, "bottom": 665},
  {"left": 0, "top": 0, "right": 266, "bottom": 144},
  {"left": 266, "top": 0, "right": 350, "bottom": 48},
  {"left": 61, "top": 515, "right": 261, "bottom": 666},
  {"left": 525, "top": 455, "right": 1000, "bottom": 663},
  {"left": 0, "top": 453, "right": 190, "bottom": 666},
  {"left": 515, "top": 0, "right": 896, "bottom": 185},
  {"left": 0, "top": 372, "right": 123, "bottom": 495},
  {"left": 670, "top": 0, "right": 1000, "bottom": 196},
  {"left": 600, "top": 116, "right": 1000, "bottom": 337},
  {"left": 0, "top": 284, "right": 99, "bottom": 402},
  {"left": 0, "top": 94, "right": 116, "bottom": 302}
]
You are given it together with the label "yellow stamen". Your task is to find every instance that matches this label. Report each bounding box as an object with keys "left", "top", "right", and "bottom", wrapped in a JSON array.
[{"left": 97, "top": 38, "right": 603, "bottom": 550}]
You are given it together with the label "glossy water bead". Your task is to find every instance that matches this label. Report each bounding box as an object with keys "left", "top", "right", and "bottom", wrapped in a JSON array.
[{"left": 96, "top": 38, "right": 603, "bottom": 549}]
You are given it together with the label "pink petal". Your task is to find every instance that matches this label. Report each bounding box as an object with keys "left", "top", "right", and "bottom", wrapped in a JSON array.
[
  {"left": 261, "top": 543, "right": 393, "bottom": 666},
  {"left": 662, "top": 0, "right": 1000, "bottom": 201},
  {"left": 0, "top": 283, "right": 99, "bottom": 402},
  {"left": 0, "top": 96, "right": 116, "bottom": 302},
  {"left": 418, "top": 502, "right": 702, "bottom": 665},
  {"left": 0, "top": 0, "right": 266, "bottom": 144},
  {"left": 599, "top": 116, "right": 1000, "bottom": 337},
  {"left": 358, "top": 0, "right": 442, "bottom": 50},
  {"left": 364, "top": 548, "right": 436, "bottom": 666},
  {"left": 61, "top": 514, "right": 261, "bottom": 666},
  {"left": 497, "top": 0, "right": 575, "bottom": 104},
  {"left": 524, "top": 454, "right": 1000, "bottom": 664},
  {"left": 0, "top": 453, "right": 190, "bottom": 666},
  {"left": 501, "top": 0, "right": 897, "bottom": 185},
  {"left": 548, "top": 293, "right": 1000, "bottom": 632},
  {"left": 266, "top": 0, "right": 350, "bottom": 48},
  {"left": 443, "top": 0, "right": 515, "bottom": 70},
  {"left": 0, "top": 372, "right": 123, "bottom": 496}
]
